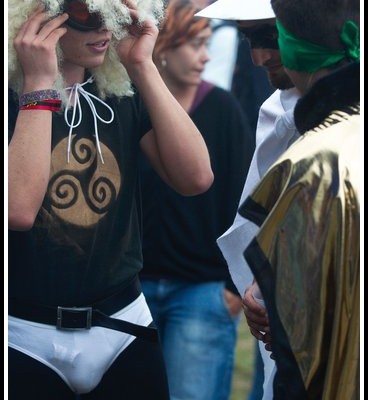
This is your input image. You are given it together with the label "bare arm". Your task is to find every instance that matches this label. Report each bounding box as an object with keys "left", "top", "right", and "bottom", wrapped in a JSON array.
[
  {"left": 116, "top": 7, "right": 214, "bottom": 196},
  {"left": 8, "top": 7, "right": 69, "bottom": 231},
  {"left": 136, "top": 65, "right": 213, "bottom": 196}
]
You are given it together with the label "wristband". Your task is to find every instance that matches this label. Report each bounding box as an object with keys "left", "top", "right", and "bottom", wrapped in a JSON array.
[
  {"left": 19, "top": 89, "right": 61, "bottom": 108},
  {"left": 19, "top": 99, "right": 62, "bottom": 112}
]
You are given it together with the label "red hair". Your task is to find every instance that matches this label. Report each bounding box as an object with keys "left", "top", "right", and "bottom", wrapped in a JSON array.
[{"left": 153, "top": 0, "right": 210, "bottom": 62}]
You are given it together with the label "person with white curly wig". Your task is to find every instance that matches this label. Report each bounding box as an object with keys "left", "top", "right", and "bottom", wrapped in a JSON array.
[{"left": 7, "top": 0, "right": 214, "bottom": 398}]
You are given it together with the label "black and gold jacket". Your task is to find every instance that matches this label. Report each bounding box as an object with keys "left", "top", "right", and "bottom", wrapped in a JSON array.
[{"left": 240, "top": 62, "right": 360, "bottom": 400}]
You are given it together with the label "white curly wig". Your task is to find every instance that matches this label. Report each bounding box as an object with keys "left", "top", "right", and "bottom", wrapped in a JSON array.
[{"left": 8, "top": 0, "right": 165, "bottom": 104}]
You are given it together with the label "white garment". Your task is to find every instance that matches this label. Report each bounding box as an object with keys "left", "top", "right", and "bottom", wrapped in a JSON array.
[
  {"left": 259, "top": 343, "right": 277, "bottom": 399},
  {"left": 217, "top": 88, "right": 300, "bottom": 296},
  {"left": 8, "top": 294, "right": 152, "bottom": 394},
  {"left": 216, "top": 87, "right": 300, "bottom": 399},
  {"left": 202, "top": 19, "right": 239, "bottom": 90}
]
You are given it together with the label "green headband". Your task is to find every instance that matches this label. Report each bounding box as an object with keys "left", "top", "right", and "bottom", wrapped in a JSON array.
[{"left": 276, "top": 19, "right": 360, "bottom": 72}]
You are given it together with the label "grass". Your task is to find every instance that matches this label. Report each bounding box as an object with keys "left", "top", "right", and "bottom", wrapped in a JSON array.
[{"left": 230, "top": 313, "right": 257, "bottom": 400}]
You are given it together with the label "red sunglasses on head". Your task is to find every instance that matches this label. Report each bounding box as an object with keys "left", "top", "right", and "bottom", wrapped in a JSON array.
[{"left": 63, "top": 0, "right": 103, "bottom": 31}]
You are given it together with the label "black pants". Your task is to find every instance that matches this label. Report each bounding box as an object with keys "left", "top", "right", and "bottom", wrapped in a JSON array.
[{"left": 8, "top": 334, "right": 170, "bottom": 400}]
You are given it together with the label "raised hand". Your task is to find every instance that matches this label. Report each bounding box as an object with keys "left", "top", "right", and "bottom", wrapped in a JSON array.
[
  {"left": 13, "top": 5, "right": 69, "bottom": 91},
  {"left": 115, "top": 0, "right": 159, "bottom": 74}
]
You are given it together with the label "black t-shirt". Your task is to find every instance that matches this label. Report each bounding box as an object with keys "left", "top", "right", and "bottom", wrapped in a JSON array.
[
  {"left": 139, "top": 82, "right": 255, "bottom": 294},
  {"left": 8, "top": 80, "right": 151, "bottom": 306}
]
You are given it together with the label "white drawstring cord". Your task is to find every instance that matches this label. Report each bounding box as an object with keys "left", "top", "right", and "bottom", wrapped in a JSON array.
[{"left": 64, "top": 76, "right": 115, "bottom": 164}]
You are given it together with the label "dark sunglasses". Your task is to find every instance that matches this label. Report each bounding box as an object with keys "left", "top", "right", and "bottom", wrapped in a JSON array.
[
  {"left": 237, "top": 24, "right": 279, "bottom": 49},
  {"left": 63, "top": 0, "right": 103, "bottom": 31}
]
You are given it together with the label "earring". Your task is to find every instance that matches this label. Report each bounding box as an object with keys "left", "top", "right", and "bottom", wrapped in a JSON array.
[{"left": 161, "top": 59, "right": 167, "bottom": 67}]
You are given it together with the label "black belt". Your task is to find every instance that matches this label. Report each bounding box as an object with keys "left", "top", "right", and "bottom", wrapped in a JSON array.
[{"left": 8, "top": 276, "right": 158, "bottom": 342}]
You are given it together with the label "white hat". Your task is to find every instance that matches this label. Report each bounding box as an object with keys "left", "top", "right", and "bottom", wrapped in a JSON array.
[{"left": 195, "top": 0, "right": 275, "bottom": 21}]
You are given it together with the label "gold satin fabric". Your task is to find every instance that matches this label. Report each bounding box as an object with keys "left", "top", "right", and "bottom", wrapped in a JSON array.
[{"left": 250, "top": 109, "right": 360, "bottom": 399}]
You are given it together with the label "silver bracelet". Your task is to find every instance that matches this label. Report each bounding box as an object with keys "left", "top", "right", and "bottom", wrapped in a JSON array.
[{"left": 19, "top": 89, "right": 61, "bottom": 107}]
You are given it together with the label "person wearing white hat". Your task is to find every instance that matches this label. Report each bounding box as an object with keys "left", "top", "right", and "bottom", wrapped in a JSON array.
[
  {"left": 196, "top": 0, "right": 301, "bottom": 399},
  {"left": 242, "top": 0, "right": 360, "bottom": 397}
]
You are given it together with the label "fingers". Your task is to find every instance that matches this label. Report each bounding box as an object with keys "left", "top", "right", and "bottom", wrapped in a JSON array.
[
  {"left": 246, "top": 318, "right": 270, "bottom": 335},
  {"left": 242, "top": 298, "right": 268, "bottom": 326},
  {"left": 242, "top": 300, "right": 267, "bottom": 319},
  {"left": 122, "top": 0, "right": 157, "bottom": 37},
  {"left": 262, "top": 331, "right": 272, "bottom": 344},
  {"left": 249, "top": 326, "right": 265, "bottom": 341},
  {"left": 251, "top": 330, "right": 273, "bottom": 359},
  {"left": 15, "top": 6, "right": 49, "bottom": 39},
  {"left": 15, "top": 7, "right": 69, "bottom": 45},
  {"left": 122, "top": 0, "right": 138, "bottom": 27},
  {"left": 13, "top": 6, "right": 70, "bottom": 89},
  {"left": 35, "top": 13, "right": 69, "bottom": 42}
]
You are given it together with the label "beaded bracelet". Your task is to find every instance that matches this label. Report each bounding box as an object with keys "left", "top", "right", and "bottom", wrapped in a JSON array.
[{"left": 19, "top": 89, "right": 61, "bottom": 108}]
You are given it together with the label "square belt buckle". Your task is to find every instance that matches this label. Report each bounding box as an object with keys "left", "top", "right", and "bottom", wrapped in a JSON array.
[{"left": 57, "top": 306, "right": 92, "bottom": 330}]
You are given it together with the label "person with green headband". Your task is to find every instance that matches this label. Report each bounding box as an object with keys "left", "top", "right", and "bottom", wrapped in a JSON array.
[
  {"left": 240, "top": 0, "right": 360, "bottom": 398},
  {"left": 272, "top": 0, "right": 360, "bottom": 94},
  {"left": 276, "top": 19, "right": 359, "bottom": 74}
]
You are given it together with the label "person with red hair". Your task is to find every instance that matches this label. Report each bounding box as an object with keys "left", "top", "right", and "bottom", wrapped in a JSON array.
[{"left": 139, "top": 0, "right": 255, "bottom": 398}]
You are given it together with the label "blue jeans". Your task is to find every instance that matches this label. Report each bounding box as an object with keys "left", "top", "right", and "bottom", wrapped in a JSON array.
[{"left": 141, "top": 279, "right": 239, "bottom": 400}]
